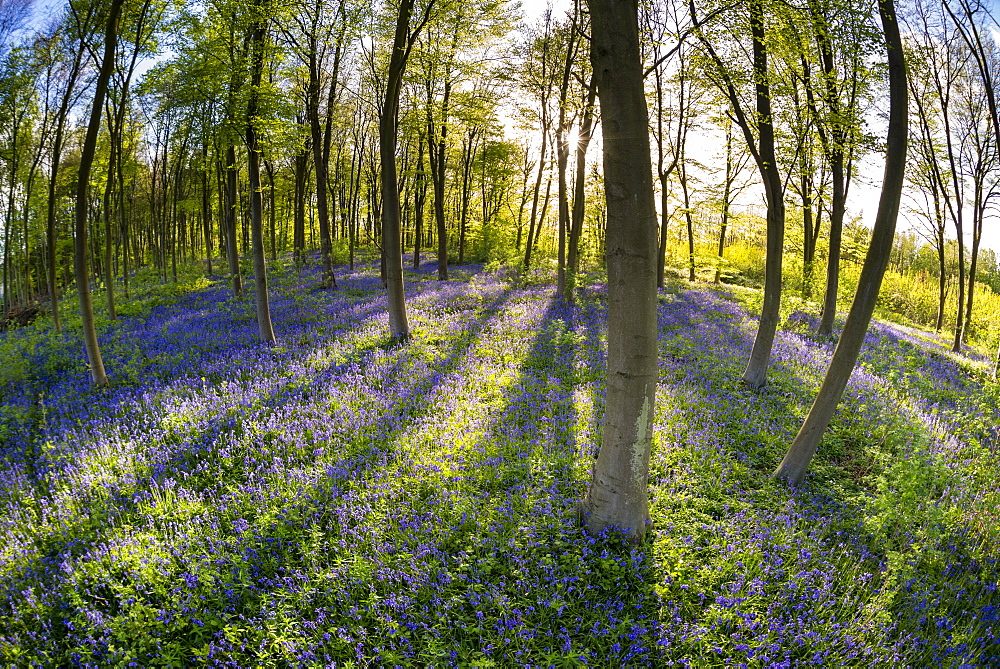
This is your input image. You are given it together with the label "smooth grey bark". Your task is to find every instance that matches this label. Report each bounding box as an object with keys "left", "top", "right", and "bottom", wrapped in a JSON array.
[
  {"left": 774, "top": 0, "right": 907, "bottom": 487},
  {"left": 380, "top": 0, "right": 434, "bottom": 340},
  {"left": 579, "top": 0, "right": 659, "bottom": 542},
  {"left": 245, "top": 18, "right": 276, "bottom": 345},
  {"left": 75, "top": 0, "right": 125, "bottom": 387}
]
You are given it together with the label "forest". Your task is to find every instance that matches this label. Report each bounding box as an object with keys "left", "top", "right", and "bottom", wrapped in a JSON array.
[{"left": 0, "top": 0, "right": 998, "bottom": 663}]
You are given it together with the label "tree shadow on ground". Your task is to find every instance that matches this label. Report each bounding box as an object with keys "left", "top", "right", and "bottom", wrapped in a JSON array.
[{"left": 0, "top": 266, "right": 523, "bottom": 662}]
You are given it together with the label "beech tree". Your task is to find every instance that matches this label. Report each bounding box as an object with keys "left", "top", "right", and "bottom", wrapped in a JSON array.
[
  {"left": 904, "top": 50, "right": 951, "bottom": 331},
  {"left": 0, "top": 49, "right": 33, "bottom": 315},
  {"left": 244, "top": 5, "right": 276, "bottom": 344},
  {"left": 75, "top": 0, "right": 126, "bottom": 387},
  {"left": 380, "top": 0, "right": 436, "bottom": 341},
  {"left": 578, "top": 0, "right": 658, "bottom": 542},
  {"left": 945, "top": 0, "right": 1000, "bottom": 370},
  {"left": 516, "top": 9, "right": 557, "bottom": 272},
  {"left": 944, "top": 0, "right": 1000, "bottom": 347},
  {"left": 566, "top": 73, "right": 596, "bottom": 297},
  {"left": 709, "top": 114, "right": 751, "bottom": 283},
  {"left": 774, "top": 0, "right": 907, "bottom": 487},
  {"left": 690, "top": 0, "right": 785, "bottom": 387},
  {"left": 805, "top": 0, "right": 876, "bottom": 335},
  {"left": 280, "top": 0, "right": 354, "bottom": 288},
  {"left": 41, "top": 7, "right": 98, "bottom": 331},
  {"left": 102, "top": 0, "right": 159, "bottom": 321}
]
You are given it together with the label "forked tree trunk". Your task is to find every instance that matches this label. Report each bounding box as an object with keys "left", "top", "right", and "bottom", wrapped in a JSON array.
[
  {"left": 555, "top": 5, "right": 578, "bottom": 298},
  {"left": 293, "top": 143, "right": 308, "bottom": 265},
  {"left": 75, "top": 0, "right": 125, "bottom": 387},
  {"left": 946, "top": 0, "right": 999, "bottom": 349},
  {"left": 579, "top": 0, "right": 659, "bottom": 542},
  {"left": 773, "top": 0, "right": 907, "bottom": 487},
  {"left": 714, "top": 121, "right": 738, "bottom": 283},
  {"left": 380, "top": 0, "right": 434, "bottom": 340}
]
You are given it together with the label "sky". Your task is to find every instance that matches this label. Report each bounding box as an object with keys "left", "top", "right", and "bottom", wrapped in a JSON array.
[
  {"left": 10, "top": 0, "right": 1000, "bottom": 255},
  {"left": 519, "top": 0, "right": 1000, "bottom": 255}
]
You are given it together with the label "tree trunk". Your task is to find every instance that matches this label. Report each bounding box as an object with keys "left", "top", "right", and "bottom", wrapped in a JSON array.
[
  {"left": 293, "top": 142, "right": 309, "bottom": 265},
  {"left": 2, "top": 108, "right": 20, "bottom": 315},
  {"left": 225, "top": 145, "right": 243, "bottom": 296},
  {"left": 428, "top": 77, "right": 451, "bottom": 280},
  {"left": 246, "top": 19, "right": 276, "bottom": 344},
  {"left": 715, "top": 122, "right": 735, "bottom": 283},
  {"left": 579, "top": 0, "right": 659, "bottom": 542},
  {"left": 774, "top": 0, "right": 906, "bottom": 487},
  {"left": 524, "top": 136, "right": 548, "bottom": 270},
  {"left": 556, "top": 8, "right": 578, "bottom": 298},
  {"left": 75, "top": 0, "right": 125, "bottom": 387},
  {"left": 568, "top": 78, "right": 597, "bottom": 295},
  {"left": 806, "top": 0, "right": 847, "bottom": 337},
  {"left": 740, "top": 0, "right": 785, "bottom": 387},
  {"left": 458, "top": 127, "right": 477, "bottom": 266},
  {"left": 202, "top": 148, "right": 213, "bottom": 275},
  {"left": 413, "top": 130, "right": 426, "bottom": 268},
  {"left": 679, "top": 159, "right": 695, "bottom": 282},
  {"left": 948, "top": 0, "right": 1000, "bottom": 356},
  {"left": 307, "top": 39, "right": 337, "bottom": 288},
  {"left": 381, "top": 0, "right": 433, "bottom": 339}
]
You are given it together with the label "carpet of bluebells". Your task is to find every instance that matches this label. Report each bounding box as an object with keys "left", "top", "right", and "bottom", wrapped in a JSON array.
[{"left": 0, "top": 257, "right": 998, "bottom": 666}]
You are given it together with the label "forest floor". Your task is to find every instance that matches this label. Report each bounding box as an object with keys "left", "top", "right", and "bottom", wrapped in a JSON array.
[{"left": 0, "top": 256, "right": 998, "bottom": 666}]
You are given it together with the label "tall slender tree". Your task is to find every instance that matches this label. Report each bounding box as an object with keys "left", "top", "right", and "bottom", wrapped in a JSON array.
[
  {"left": 43, "top": 6, "right": 98, "bottom": 331},
  {"left": 774, "top": 0, "right": 907, "bottom": 487},
  {"left": 75, "top": 0, "right": 126, "bottom": 387},
  {"left": 245, "top": 8, "right": 276, "bottom": 344},
  {"left": 690, "top": 0, "right": 785, "bottom": 387},
  {"left": 380, "top": 0, "right": 436, "bottom": 341}
]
